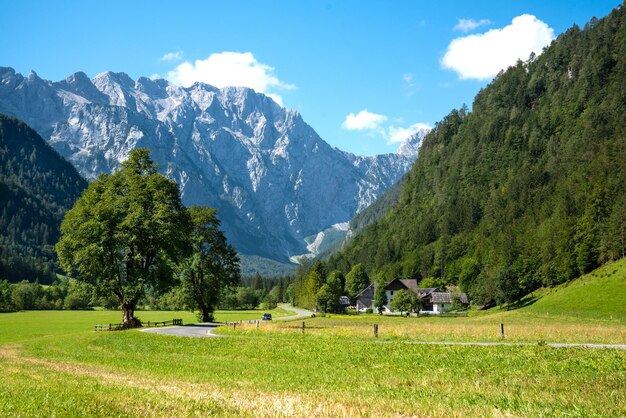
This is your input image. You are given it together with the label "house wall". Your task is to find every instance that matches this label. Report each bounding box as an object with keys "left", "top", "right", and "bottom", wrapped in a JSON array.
[
  {"left": 384, "top": 289, "right": 396, "bottom": 312},
  {"left": 433, "top": 303, "right": 450, "bottom": 313},
  {"left": 355, "top": 285, "right": 375, "bottom": 312}
]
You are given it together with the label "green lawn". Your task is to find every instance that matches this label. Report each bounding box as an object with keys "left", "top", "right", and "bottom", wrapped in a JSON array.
[
  {"left": 0, "top": 261, "right": 625, "bottom": 416},
  {"left": 0, "top": 315, "right": 624, "bottom": 417},
  {"left": 0, "top": 307, "right": 292, "bottom": 344}
]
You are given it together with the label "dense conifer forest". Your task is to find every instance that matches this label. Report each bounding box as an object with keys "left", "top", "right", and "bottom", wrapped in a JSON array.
[
  {"left": 327, "top": 6, "right": 626, "bottom": 306},
  {"left": 0, "top": 115, "right": 87, "bottom": 283}
]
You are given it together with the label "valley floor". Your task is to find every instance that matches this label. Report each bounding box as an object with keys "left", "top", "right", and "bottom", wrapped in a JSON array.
[{"left": 0, "top": 305, "right": 624, "bottom": 417}]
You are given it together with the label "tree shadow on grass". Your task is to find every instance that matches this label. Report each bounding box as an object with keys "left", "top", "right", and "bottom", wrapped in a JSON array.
[{"left": 505, "top": 294, "right": 541, "bottom": 311}]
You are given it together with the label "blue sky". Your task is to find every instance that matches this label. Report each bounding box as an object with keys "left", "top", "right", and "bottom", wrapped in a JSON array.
[{"left": 0, "top": 0, "right": 619, "bottom": 156}]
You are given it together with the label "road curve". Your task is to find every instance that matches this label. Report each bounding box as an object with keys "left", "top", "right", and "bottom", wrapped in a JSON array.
[
  {"left": 140, "top": 305, "right": 312, "bottom": 338},
  {"left": 275, "top": 304, "right": 313, "bottom": 321},
  {"left": 140, "top": 322, "right": 221, "bottom": 338}
]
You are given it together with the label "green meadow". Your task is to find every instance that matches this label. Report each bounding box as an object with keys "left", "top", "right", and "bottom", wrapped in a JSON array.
[{"left": 0, "top": 261, "right": 625, "bottom": 417}]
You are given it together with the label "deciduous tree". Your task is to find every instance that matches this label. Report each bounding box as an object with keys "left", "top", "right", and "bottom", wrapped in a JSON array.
[
  {"left": 56, "top": 149, "right": 190, "bottom": 327},
  {"left": 179, "top": 206, "right": 240, "bottom": 322}
]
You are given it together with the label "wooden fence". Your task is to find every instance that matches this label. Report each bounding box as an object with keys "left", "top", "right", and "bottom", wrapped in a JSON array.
[{"left": 94, "top": 318, "right": 182, "bottom": 331}]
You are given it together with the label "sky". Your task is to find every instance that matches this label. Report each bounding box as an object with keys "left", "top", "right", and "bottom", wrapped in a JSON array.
[{"left": 0, "top": 0, "right": 619, "bottom": 156}]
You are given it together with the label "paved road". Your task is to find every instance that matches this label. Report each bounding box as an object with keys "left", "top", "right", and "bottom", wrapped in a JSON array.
[
  {"left": 276, "top": 304, "right": 313, "bottom": 321},
  {"left": 140, "top": 323, "right": 222, "bottom": 337},
  {"left": 140, "top": 305, "right": 312, "bottom": 338},
  {"left": 373, "top": 340, "right": 626, "bottom": 350}
]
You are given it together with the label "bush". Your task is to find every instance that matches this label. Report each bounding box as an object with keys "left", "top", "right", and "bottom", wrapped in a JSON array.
[
  {"left": 261, "top": 293, "right": 277, "bottom": 310},
  {"left": 365, "top": 307, "right": 373, "bottom": 314},
  {"left": 11, "top": 281, "right": 40, "bottom": 310},
  {"left": 63, "top": 292, "right": 91, "bottom": 310}
]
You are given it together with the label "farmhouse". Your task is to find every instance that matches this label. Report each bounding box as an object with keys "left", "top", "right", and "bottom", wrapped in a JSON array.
[
  {"left": 355, "top": 278, "right": 468, "bottom": 314},
  {"left": 430, "top": 291, "right": 469, "bottom": 313}
]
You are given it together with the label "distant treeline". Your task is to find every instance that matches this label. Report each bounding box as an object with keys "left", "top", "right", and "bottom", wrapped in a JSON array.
[
  {"left": 0, "top": 274, "right": 295, "bottom": 313},
  {"left": 152, "top": 274, "right": 294, "bottom": 311},
  {"left": 0, "top": 278, "right": 117, "bottom": 312}
]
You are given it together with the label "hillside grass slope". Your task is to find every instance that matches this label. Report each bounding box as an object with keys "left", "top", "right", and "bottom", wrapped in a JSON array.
[{"left": 513, "top": 257, "right": 626, "bottom": 320}]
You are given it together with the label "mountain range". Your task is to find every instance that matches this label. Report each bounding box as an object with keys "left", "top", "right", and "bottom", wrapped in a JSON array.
[{"left": 0, "top": 67, "right": 427, "bottom": 266}]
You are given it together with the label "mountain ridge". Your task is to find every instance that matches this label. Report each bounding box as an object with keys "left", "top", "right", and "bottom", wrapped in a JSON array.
[{"left": 0, "top": 67, "right": 427, "bottom": 263}]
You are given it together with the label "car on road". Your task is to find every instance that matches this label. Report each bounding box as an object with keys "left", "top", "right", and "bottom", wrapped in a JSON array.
[{"left": 262, "top": 313, "right": 272, "bottom": 321}]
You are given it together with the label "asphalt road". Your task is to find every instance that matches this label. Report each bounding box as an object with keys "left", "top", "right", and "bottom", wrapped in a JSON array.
[
  {"left": 140, "top": 305, "right": 313, "bottom": 338},
  {"left": 140, "top": 322, "right": 222, "bottom": 337},
  {"left": 275, "top": 304, "right": 313, "bottom": 321}
]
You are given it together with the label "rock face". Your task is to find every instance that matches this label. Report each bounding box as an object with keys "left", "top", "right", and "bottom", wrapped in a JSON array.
[{"left": 0, "top": 67, "right": 425, "bottom": 261}]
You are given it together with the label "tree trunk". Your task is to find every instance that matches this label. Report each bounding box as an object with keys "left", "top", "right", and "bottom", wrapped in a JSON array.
[
  {"left": 199, "top": 302, "right": 213, "bottom": 322},
  {"left": 122, "top": 302, "right": 139, "bottom": 328}
]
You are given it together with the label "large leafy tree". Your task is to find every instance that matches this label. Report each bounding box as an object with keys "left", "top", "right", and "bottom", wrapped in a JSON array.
[
  {"left": 56, "top": 149, "right": 190, "bottom": 327},
  {"left": 181, "top": 206, "right": 240, "bottom": 322}
]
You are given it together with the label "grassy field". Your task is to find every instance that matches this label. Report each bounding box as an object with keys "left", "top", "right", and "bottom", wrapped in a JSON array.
[{"left": 0, "top": 262, "right": 625, "bottom": 416}]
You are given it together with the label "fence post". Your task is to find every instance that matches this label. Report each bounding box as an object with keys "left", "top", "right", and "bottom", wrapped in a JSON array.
[
  {"left": 109, "top": 323, "right": 111, "bottom": 330},
  {"left": 374, "top": 324, "right": 378, "bottom": 338},
  {"left": 302, "top": 321, "right": 305, "bottom": 334},
  {"left": 500, "top": 323, "right": 505, "bottom": 339},
  {"left": 256, "top": 320, "right": 259, "bottom": 330}
]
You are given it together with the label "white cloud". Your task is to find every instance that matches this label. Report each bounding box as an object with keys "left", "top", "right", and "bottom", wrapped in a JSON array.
[
  {"left": 387, "top": 123, "right": 432, "bottom": 144},
  {"left": 160, "top": 50, "right": 184, "bottom": 62},
  {"left": 149, "top": 73, "right": 161, "bottom": 80},
  {"left": 166, "top": 52, "right": 295, "bottom": 106},
  {"left": 442, "top": 14, "right": 555, "bottom": 80},
  {"left": 453, "top": 18, "right": 491, "bottom": 32},
  {"left": 342, "top": 110, "right": 388, "bottom": 131},
  {"left": 342, "top": 109, "right": 431, "bottom": 146}
]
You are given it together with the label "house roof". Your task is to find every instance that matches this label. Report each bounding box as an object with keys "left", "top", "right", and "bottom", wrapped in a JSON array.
[
  {"left": 355, "top": 282, "right": 375, "bottom": 299},
  {"left": 431, "top": 292, "right": 469, "bottom": 304},
  {"left": 388, "top": 278, "right": 437, "bottom": 296}
]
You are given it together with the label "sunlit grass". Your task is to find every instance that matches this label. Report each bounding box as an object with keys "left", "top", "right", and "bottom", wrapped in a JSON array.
[
  {"left": 0, "top": 307, "right": 291, "bottom": 344},
  {"left": 1, "top": 261, "right": 625, "bottom": 416},
  {"left": 1, "top": 328, "right": 624, "bottom": 417}
]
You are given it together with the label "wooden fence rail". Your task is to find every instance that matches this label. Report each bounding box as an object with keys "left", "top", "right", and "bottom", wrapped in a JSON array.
[{"left": 94, "top": 318, "right": 182, "bottom": 331}]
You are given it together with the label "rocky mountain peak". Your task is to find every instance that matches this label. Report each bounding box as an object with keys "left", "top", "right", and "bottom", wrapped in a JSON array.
[
  {"left": 0, "top": 68, "right": 417, "bottom": 263},
  {"left": 396, "top": 127, "right": 431, "bottom": 158}
]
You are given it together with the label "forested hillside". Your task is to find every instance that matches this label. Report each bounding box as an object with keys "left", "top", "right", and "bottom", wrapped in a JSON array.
[
  {"left": 328, "top": 5, "right": 626, "bottom": 306},
  {"left": 0, "top": 115, "right": 87, "bottom": 283}
]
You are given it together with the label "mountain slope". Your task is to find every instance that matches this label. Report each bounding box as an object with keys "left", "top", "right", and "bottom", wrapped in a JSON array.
[
  {"left": 328, "top": 4, "right": 626, "bottom": 305},
  {"left": 0, "top": 69, "right": 418, "bottom": 263},
  {"left": 0, "top": 114, "right": 87, "bottom": 283}
]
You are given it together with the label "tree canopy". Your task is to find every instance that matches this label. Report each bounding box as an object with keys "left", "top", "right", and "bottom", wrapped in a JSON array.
[
  {"left": 180, "top": 206, "right": 240, "bottom": 322},
  {"left": 56, "top": 148, "right": 191, "bottom": 326}
]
